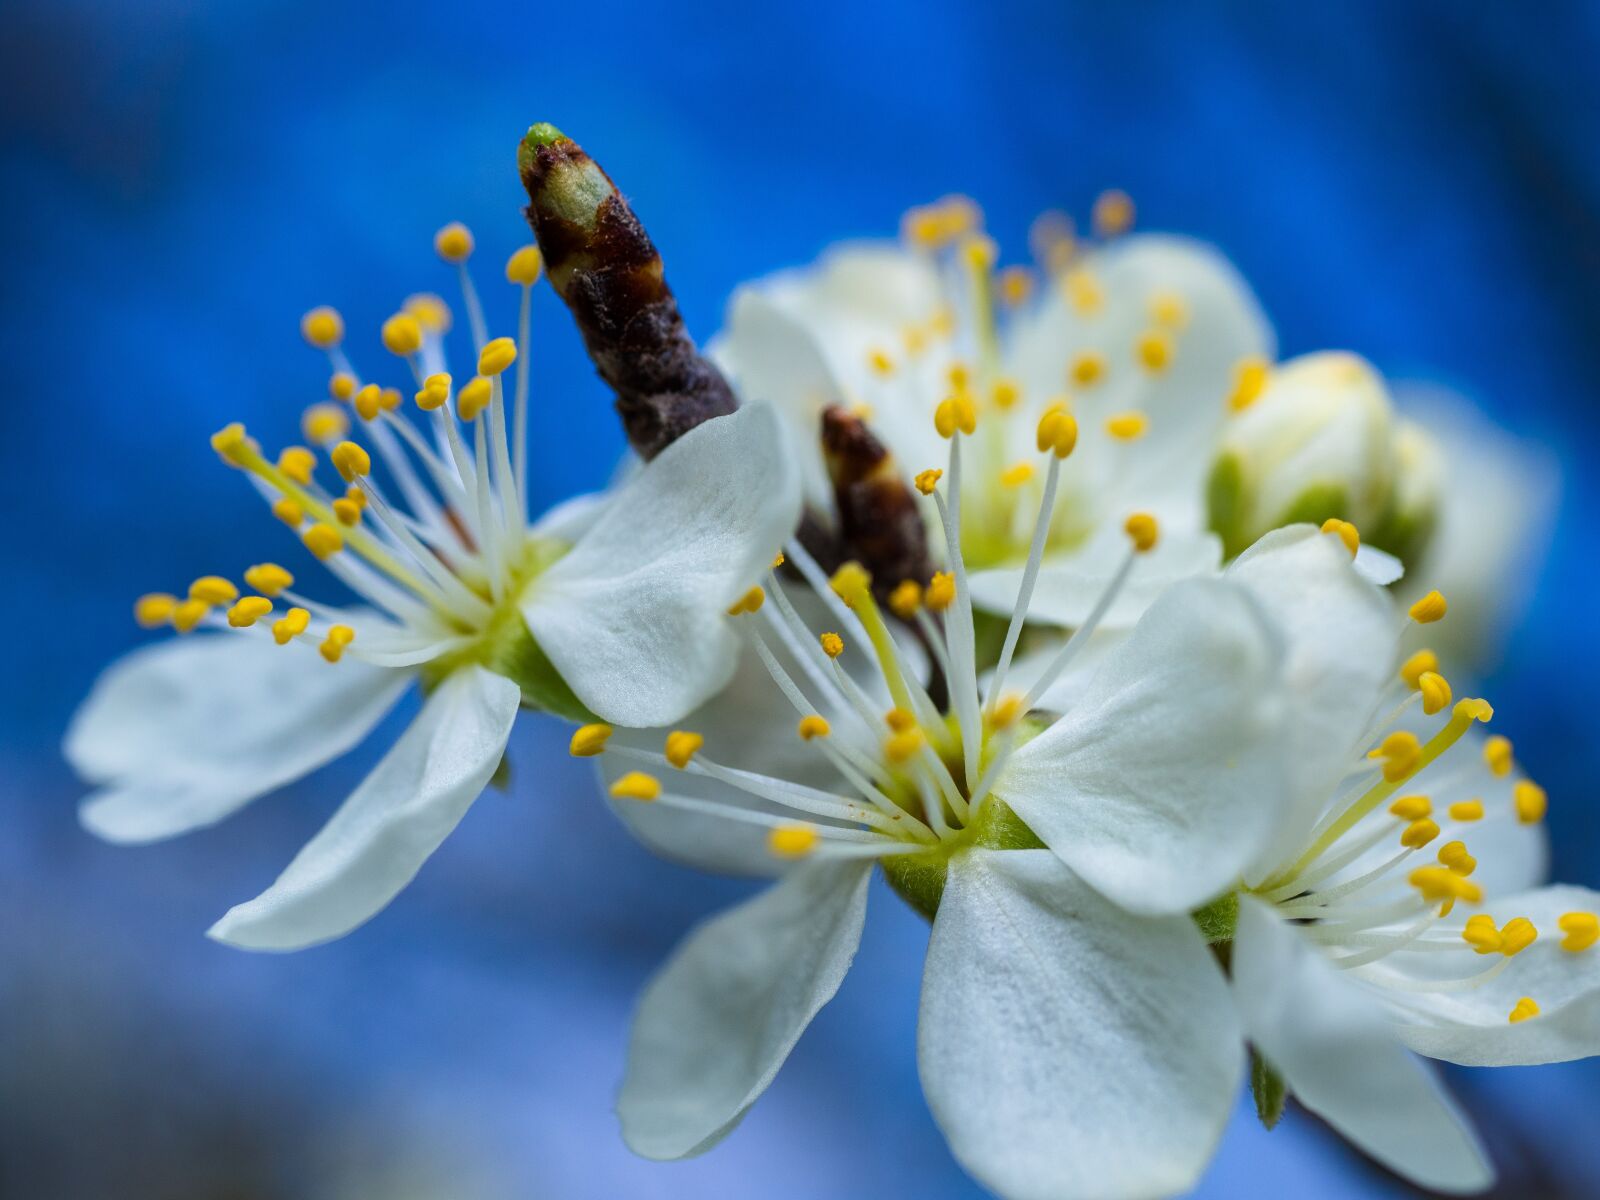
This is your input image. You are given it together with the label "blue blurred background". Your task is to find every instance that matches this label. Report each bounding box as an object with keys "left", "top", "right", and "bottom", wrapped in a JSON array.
[{"left": 3, "top": 2, "right": 1597, "bottom": 1196}]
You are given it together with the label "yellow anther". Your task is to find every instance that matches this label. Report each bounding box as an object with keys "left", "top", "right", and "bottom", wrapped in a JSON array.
[
  {"left": 329, "top": 440, "right": 371, "bottom": 482},
  {"left": 961, "top": 233, "right": 998, "bottom": 273},
  {"left": 1092, "top": 188, "right": 1135, "bottom": 237},
  {"left": 1513, "top": 780, "right": 1548, "bottom": 825},
  {"left": 354, "top": 383, "right": 384, "bottom": 421},
  {"left": 884, "top": 728, "right": 925, "bottom": 764},
  {"left": 1408, "top": 865, "right": 1483, "bottom": 909},
  {"left": 1228, "top": 355, "right": 1272, "bottom": 413},
  {"left": 1438, "top": 840, "right": 1476, "bottom": 876},
  {"left": 1069, "top": 351, "right": 1106, "bottom": 388},
  {"left": 478, "top": 337, "right": 518, "bottom": 377},
  {"left": 934, "top": 394, "right": 978, "bottom": 438},
  {"left": 332, "top": 497, "right": 362, "bottom": 525},
  {"left": 988, "top": 693, "right": 1025, "bottom": 730},
  {"left": 997, "top": 265, "right": 1033, "bottom": 307},
  {"left": 403, "top": 292, "right": 452, "bottom": 334},
  {"left": 1320, "top": 518, "right": 1360, "bottom": 559},
  {"left": 188, "top": 576, "right": 238, "bottom": 605},
  {"left": 1401, "top": 818, "right": 1441, "bottom": 849},
  {"left": 1389, "top": 794, "right": 1433, "bottom": 821},
  {"left": 903, "top": 325, "right": 930, "bottom": 356},
  {"left": 1449, "top": 798, "right": 1485, "bottom": 822},
  {"left": 379, "top": 387, "right": 402, "bottom": 412},
  {"left": 664, "top": 730, "right": 705, "bottom": 769},
  {"left": 726, "top": 585, "right": 766, "bottom": 616},
  {"left": 209, "top": 422, "right": 253, "bottom": 465},
  {"left": 1455, "top": 697, "right": 1494, "bottom": 723},
  {"left": 272, "top": 606, "right": 310, "bottom": 645},
  {"left": 506, "top": 245, "right": 544, "bottom": 285},
  {"left": 1483, "top": 735, "right": 1514, "bottom": 777},
  {"left": 925, "top": 571, "right": 956, "bottom": 612},
  {"left": 1106, "top": 411, "right": 1149, "bottom": 441},
  {"left": 991, "top": 377, "right": 1022, "bottom": 411},
  {"left": 172, "top": 599, "right": 209, "bottom": 634},
  {"left": 1064, "top": 267, "right": 1104, "bottom": 315},
  {"left": 1400, "top": 649, "right": 1439, "bottom": 689},
  {"left": 867, "top": 347, "right": 896, "bottom": 377},
  {"left": 1508, "top": 997, "right": 1540, "bottom": 1024},
  {"left": 888, "top": 580, "right": 922, "bottom": 620},
  {"left": 457, "top": 376, "right": 493, "bottom": 421},
  {"left": 302, "top": 523, "right": 344, "bottom": 560},
  {"left": 1463, "top": 915, "right": 1503, "bottom": 955},
  {"left": 829, "top": 563, "right": 872, "bottom": 607},
  {"left": 609, "top": 771, "right": 662, "bottom": 802},
  {"left": 272, "top": 497, "right": 304, "bottom": 528},
  {"left": 820, "top": 631, "right": 845, "bottom": 659},
  {"left": 276, "top": 446, "right": 316, "bottom": 486},
  {"left": 243, "top": 563, "right": 293, "bottom": 596},
  {"left": 1558, "top": 912, "right": 1599, "bottom": 953},
  {"left": 1125, "top": 512, "right": 1159, "bottom": 553},
  {"left": 770, "top": 551, "right": 786, "bottom": 570},
  {"left": 1369, "top": 730, "right": 1422, "bottom": 782},
  {"left": 1134, "top": 330, "right": 1173, "bottom": 374},
  {"left": 1035, "top": 403, "right": 1079, "bottom": 458},
  {"left": 1000, "top": 460, "right": 1036, "bottom": 489},
  {"left": 329, "top": 372, "right": 357, "bottom": 401},
  {"left": 914, "top": 468, "right": 943, "bottom": 495},
  {"left": 797, "top": 714, "right": 831, "bottom": 741},
  {"left": 319, "top": 624, "right": 355, "bottom": 663},
  {"left": 381, "top": 312, "right": 423, "bottom": 356},
  {"left": 768, "top": 823, "right": 820, "bottom": 859},
  {"left": 134, "top": 593, "right": 177, "bottom": 628},
  {"left": 300, "top": 306, "right": 345, "bottom": 348},
  {"left": 1409, "top": 590, "right": 1448, "bottom": 624},
  {"left": 885, "top": 707, "right": 917, "bottom": 733},
  {"left": 227, "top": 596, "right": 273, "bottom": 628},
  {"left": 1499, "top": 917, "right": 1537, "bottom": 956},
  {"left": 1149, "top": 290, "right": 1189, "bottom": 329},
  {"left": 944, "top": 363, "right": 971, "bottom": 395},
  {"left": 415, "top": 375, "right": 450, "bottom": 412},
  {"left": 302, "top": 403, "right": 350, "bottom": 446},
  {"left": 568, "top": 723, "right": 613, "bottom": 757},
  {"left": 1417, "top": 671, "right": 1453, "bottom": 716},
  {"left": 434, "top": 222, "right": 474, "bottom": 262}
]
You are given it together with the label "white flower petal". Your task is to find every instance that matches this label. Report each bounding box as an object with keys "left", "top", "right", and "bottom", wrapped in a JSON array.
[
  {"left": 67, "top": 634, "right": 409, "bottom": 844},
  {"left": 920, "top": 850, "right": 1240, "bottom": 1200},
  {"left": 617, "top": 860, "right": 871, "bottom": 1159},
  {"left": 530, "top": 489, "right": 610, "bottom": 544},
  {"left": 523, "top": 405, "right": 802, "bottom": 727},
  {"left": 1233, "top": 896, "right": 1493, "bottom": 1193},
  {"left": 207, "top": 666, "right": 519, "bottom": 952},
  {"left": 1353, "top": 542, "right": 1403, "bottom": 585},
  {"left": 997, "top": 578, "right": 1288, "bottom": 915},
  {"left": 980, "top": 629, "right": 1129, "bottom": 715}
]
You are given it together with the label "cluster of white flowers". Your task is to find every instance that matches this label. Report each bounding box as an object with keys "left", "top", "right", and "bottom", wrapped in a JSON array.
[{"left": 67, "top": 176, "right": 1584, "bottom": 1200}]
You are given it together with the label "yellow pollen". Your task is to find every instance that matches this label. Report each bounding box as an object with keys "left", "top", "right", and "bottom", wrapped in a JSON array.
[
  {"left": 1389, "top": 794, "right": 1432, "bottom": 821},
  {"left": 209, "top": 423, "right": 252, "bottom": 465},
  {"left": 991, "top": 377, "right": 1022, "bottom": 411},
  {"left": 1065, "top": 267, "right": 1103, "bottom": 315},
  {"left": 885, "top": 707, "right": 917, "bottom": 733},
  {"left": 272, "top": 498, "right": 304, "bottom": 528},
  {"left": 457, "top": 376, "right": 493, "bottom": 421},
  {"left": 381, "top": 313, "right": 423, "bottom": 356},
  {"left": 1484, "top": 735, "right": 1514, "bottom": 777},
  {"left": 506, "top": 245, "right": 544, "bottom": 285},
  {"left": 1000, "top": 461, "right": 1036, "bottom": 489},
  {"left": 1400, "top": 649, "right": 1439, "bottom": 689},
  {"left": 771, "top": 551, "right": 786, "bottom": 570},
  {"left": 1092, "top": 188, "right": 1135, "bottom": 237},
  {"left": 300, "top": 306, "right": 344, "bottom": 348},
  {"left": 434, "top": 222, "right": 474, "bottom": 262},
  {"left": 1069, "top": 351, "right": 1106, "bottom": 388},
  {"left": 1125, "top": 512, "right": 1159, "bottom": 553},
  {"left": 403, "top": 292, "right": 452, "bottom": 334},
  {"left": 302, "top": 404, "right": 350, "bottom": 446},
  {"left": 1320, "top": 518, "right": 1360, "bottom": 558},
  {"left": 277, "top": 446, "right": 316, "bottom": 486},
  {"left": 1558, "top": 912, "right": 1599, "bottom": 953},
  {"left": 820, "top": 631, "right": 845, "bottom": 659},
  {"left": 664, "top": 730, "right": 704, "bottom": 769},
  {"left": 726, "top": 585, "right": 766, "bottom": 616},
  {"left": 997, "top": 266, "right": 1033, "bottom": 307},
  {"left": 332, "top": 497, "right": 362, "bottom": 525},
  {"left": 354, "top": 384, "right": 384, "bottom": 421},
  {"left": 415, "top": 374, "right": 451, "bottom": 412},
  {"left": 1036, "top": 403, "right": 1079, "bottom": 458},
  {"left": 478, "top": 337, "right": 518, "bottom": 377},
  {"left": 888, "top": 580, "right": 922, "bottom": 619},
  {"left": 829, "top": 563, "right": 872, "bottom": 607},
  {"left": 1106, "top": 411, "right": 1148, "bottom": 441},
  {"left": 867, "top": 347, "right": 895, "bottom": 377},
  {"left": 1149, "top": 290, "right": 1189, "bottom": 329},
  {"left": 329, "top": 372, "right": 357, "bottom": 401},
  {"left": 319, "top": 624, "right": 355, "bottom": 663},
  {"left": 134, "top": 593, "right": 177, "bottom": 628},
  {"left": 797, "top": 714, "right": 831, "bottom": 741},
  {"left": 1449, "top": 798, "right": 1485, "bottom": 822},
  {"left": 188, "top": 576, "right": 238, "bottom": 605},
  {"left": 609, "top": 771, "right": 662, "bottom": 802},
  {"left": 1513, "top": 780, "right": 1547, "bottom": 825},
  {"left": 1463, "top": 915, "right": 1503, "bottom": 955},
  {"left": 961, "top": 233, "right": 997, "bottom": 273},
  {"left": 1228, "top": 356, "right": 1271, "bottom": 413},
  {"left": 1455, "top": 697, "right": 1494, "bottom": 723},
  {"left": 243, "top": 563, "right": 293, "bottom": 596},
  {"left": 1408, "top": 865, "right": 1482, "bottom": 909},
  {"left": 1134, "top": 330, "right": 1173, "bottom": 374},
  {"left": 914, "top": 468, "right": 943, "bottom": 495},
  {"left": 272, "top": 607, "right": 310, "bottom": 645},
  {"left": 988, "top": 693, "right": 1025, "bottom": 730},
  {"left": 172, "top": 599, "right": 209, "bottom": 634},
  {"left": 302, "top": 523, "right": 344, "bottom": 560},
  {"left": 884, "top": 728, "right": 924, "bottom": 764},
  {"left": 934, "top": 394, "right": 978, "bottom": 438},
  {"left": 1401, "top": 818, "right": 1441, "bottom": 849},
  {"left": 1437, "top": 840, "right": 1476, "bottom": 876},
  {"left": 1409, "top": 590, "right": 1448, "bottom": 624},
  {"left": 227, "top": 596, "right": 273, "bottom": 628},
  {"left": 568, "top": 723, "right": 614, "bottom": 757},
  {"left": 1370, "top": 730, "right": 1422, "bottom": 782},
  {"left": 947, "top": 362, "right": 972, "bottom": 392},
  {"left": 329, "top": 440, "right": 372, "bottom": 482},
  {"left": 1417, "top": 671, "right": 1453, "bottom": 716},
  {"left": 1499, "top": 917, "right": 1537, "bottom": 956},
  {"left": 925, "top": 571, "right": 956, "bottom": 612},
  {"left": 1508, "top": 997, "right": 1540, "bottom": 1024},
  {"left": 768, "top": 823, "right": 820, "bottom": 859},
  {"left": 379, "top": 387, "right": 402, "bottom": 411}
]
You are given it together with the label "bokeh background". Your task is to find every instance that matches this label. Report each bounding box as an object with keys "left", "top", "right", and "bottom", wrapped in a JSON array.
[{"left": 4, "top": 2, "right": 1598, "bottom": 1196}]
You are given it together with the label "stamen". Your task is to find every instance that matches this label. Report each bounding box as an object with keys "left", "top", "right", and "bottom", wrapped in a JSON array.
[
  {"left": 134, "top": 593, "right": 177, "bottom": 628},
  {"left": 300, "top": 306, "right": 344, "bottom": 349},
  {"left": 769, "top": 824, "right": 820, "bottom": 859},
  {"left": 1227, "top": 356, "right": 1270, "bottom": 413},
  {"left": 188, "top": 576, "right": 238, "bottom": 606},
  {"left": 1400, "top": 649, "right": 1438, "bottom": 689},
  {"left": 1417, "top": 671, "right": 1453, "bottom": 716},
  {"left": 1105, "top": 411, "right": 1148, "bottom": 441},
  {"left": 610, "top": 771, "right": 662, "bottom": 801},
  {"left": 1409, "top": 590, "right": 1448, "bottom": 624},
  {"left": 272, "top": 607, "right": 310, "bottom": 645},
  {"left": 1320, "top": 518, "right": 1360, "bottom": 558},
  {"left": 227, "top": 597, "right": 273, "bottom": 628},
  {"left": 319, "top": 624, "right": 355, "bottom": 663},
  {"left": 569, "top": 723, "right": 613, "bottom": 757},
  {"left": 1558, "top": 912, "right": 1598, "bottom": 952},
  {"left": 664, "top": 731, "right": 704, "bottom": 769},
  {"left": 1509, "top": 997, "right": 1540, "bottom": 1023},
  {"left": 1513, "top": 780, "right": 1548, "bottom": 824},
  {"left": 1484, "top": 735, "right": 1514, "bottom": 777}
]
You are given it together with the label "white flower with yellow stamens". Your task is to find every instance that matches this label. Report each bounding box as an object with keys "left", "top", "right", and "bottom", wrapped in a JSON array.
[
  {"left": 63, "top": 224, "right": 800, "bottom": 952},
  {"left": 713, "top": 192, "right": 1275, "bottom": 629}
]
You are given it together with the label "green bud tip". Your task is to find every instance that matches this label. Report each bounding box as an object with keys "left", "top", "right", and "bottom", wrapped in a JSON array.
[{"left": 519, "top": 122, "right": 570, "bottom": 174}]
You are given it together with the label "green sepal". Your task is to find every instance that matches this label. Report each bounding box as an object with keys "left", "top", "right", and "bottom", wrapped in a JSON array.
[
  {"left": 1250, "top": 1048, "right": 1288, "bottom": 1130},
  {"left": 1366, "top": 501, "right": 1438, "bottom": 571},
  {"left": 880, "top": 797, "right": 1046, "bottom": 922},
  {"left": 1192, "top": 890, "right": 1239, "bottom": 944},
  {"left": 488, "top": 619, "right": 598, "bottom": 724},
  {"left": 1205, "top": 451, "right": 1251, "bottom": 559}
]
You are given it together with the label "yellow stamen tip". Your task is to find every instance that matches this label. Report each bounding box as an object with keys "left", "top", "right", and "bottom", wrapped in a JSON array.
[
  {"left": 227, "top": 596, "right": 273, "bottom": 628},
  {"left": 888, "top": 580, "right": 922, "bottom": 620},
  {"left": 272, "top": 497, "right": 304, "bottom": 528},
  {"left": 1437, "top": 840, "right": 1476, "bottom": 876},
  {"left": 272, "top": 607, "right": 310, "bottom": 645},
  {"left": 277, "top": 446, "right": 316, "bottom": 486},
  {"left": 726, "top": 585, "right": 766, "bottom": 617},
  {"left": 171, "top": 599, "right": 209, "bottom": 634},
  {"left": 319, "top": 624, "right": 355, "bottom": 663},
  {"left": 456, "top": 376, "right": 492, "bottom": 420},
  {"left": 797, "top": 715, "right": 831, "bottom": 741},
  {"left": 1149, "top": 290, "right": 1189, "bottom": 330},
  {"left": 1557, "top": 912, "right": 1599, "bottom": 953},
  {"left": 664, "top": 730, "right": 704, "bottom": 769},
  {"left": 1035, "top": 402, "right": 1079, "bottom": 458},
  {"left": 820, "top": 631, "right": 845, "bottom": 659},
  {"left": 1228, "top": 355, "right": 1271, "bottom": 413},
  {"left": 302, "top": 403, "right": 350, "bottom": 446},
  {"left": 1124, "top": 512, "right": 1159, "bottom": 553},
  {"left": 999, "top": 460, "right": 1035, "bottom": 489},
  {"left": 1401, "top": 818, "right": 1441, "bottom": 849},
  {"left": 1463, "top": 915, "right": 1503, "bottom": 955},
  {"left": 1513, "top": 780, "right": 1548, "bottom": 825},
  {"left": 771, "top": 551, "right": 786, "bottom": 570},
  {"left": 829, "top": 563, "right": 872, "bottom": 607},
  {"left": 867, "top": 347, "right": 896, "bottom": 377},
  {"left": 332, "top": 497, "right": 361, "bottom": 525},
  {"left": 302, "top": 523, "right": 344, "bottom": 560},
  {"left": 1454, "top": 697, "right": 1493, "bottom": 724},
  {"left": 988, "top": 694, "right": 1025, "bottom": 731},
  {"left": 914, "top": 468, "right": 943, "bottom": 496},
  {"left": 329, "top": 441, "right": 372, "bottom": 482},
  {"left": 1092, "top": 188, "right": 1135, "bottom": 237},
  {"left": 1134, "top": 330, "right": 1173, "bottom": 374},
  {"left": 1409, "top": 590, "right": 1448, "bottom": 624},
  {"left": 434, "top": 222, "right": 474, "bottom": 263},
  {"left": 1509, "top": 997, "right": 1541, "bottom": 1024},
  {"left": 329, "top": 372, "right": 357, "bottom": 401},
  {"left": 1400, "top": 649, "right": 1439, "bottom": 689},
  {"left": 946, "top": 362, "right": 971, "bottom": 393},
  {"left": 209, "top": 422, "right": 253, "bottom": 465},
  {"left": 134, "top": 593, "right": 178, "bottom": 628},
  {"left": 1105, "top": 411, "right": 1149, "bottom": 441},
  {"left": 997, "top": 266, "right": 1033, "bottom": 308},
  {"left": 568, "top": 723, "right": 613, "bottom": 757},
  {"left": 354, "top": 384, "right": 384, "bottom": 421},
  {"left": 1389, "top": 794, "right": 1432, "bottom": 821},
  {"left": 188, "top": 575, "right": 238, "bottom": 605},
  {"left": 1320, "top": 518, "right": 1360, "bottom": 558},
  {"left": 1448, "top": 798, "right": 1485, "bottom": 822},
  {"left": 925, "top": 571, "right": 956, "bottom": 612},
  {"left": 608, "top": 771, "right": 662, "bottom": 802},
  {"left": 1064, "top": 267, "right": 1104, "bottom": 315},
  {"left": 885, "top": 707, "right": 916, "bottom": 733},
  {"left": 1499, "top": 917, "right": 1538, "bottom": 957},
  {"left": 934, "top": 394, "right": 978, "bottom": 439},
  {"left": 768, "top": 823, "right": 820, "bottom": 859},
  {"left": 1417, "top": 671, "right": 1453, "bottom": 716},
  {"left": 243, "top": 563, "right": 294, "bottom": 596},
  {"left": 1484, "top": 735, "right": 1514, "bottom": 777},
  {"left": 991, "top": 377, "right": 1022, "bottom": 411},
  {"left": 1370, "top": 730, "right": 1422, "bottom": 782},
  {"left": 380, "top": 312, "right": 424, "bottom": 356},
  {"left": 403, "top": 292, "right": 452, "bottom": 334},
  {"left": 477, "top": 337, "right": 518, "bottom": 377},
  {"left": 300, "top": 306, "right": 344, "bottom": 348},
  {"left": 884, "top": 728, "right": 925, "bottom": 764},
  {"left": 1069, "top": 351, "right": 1106, "bottom": 388},
  {"left": 506, "top": 245, "right": 544, "bottom": 286}
]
